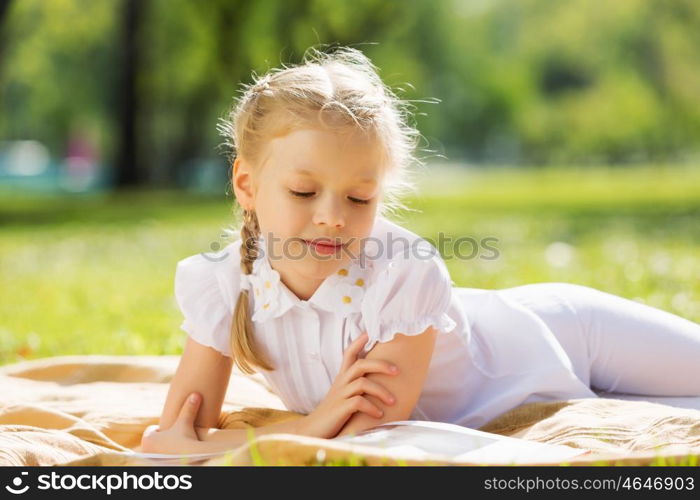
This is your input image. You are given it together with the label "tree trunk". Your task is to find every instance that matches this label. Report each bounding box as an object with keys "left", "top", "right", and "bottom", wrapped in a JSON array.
[
  {"left": 114, "top": 0, "right": 144, "bottom": 188},
  {"left": 0, "top": 0, "right": 11, "bottom": 27},
  {"left": 0, "top": 0, "right": 13, "bottom": 75}
]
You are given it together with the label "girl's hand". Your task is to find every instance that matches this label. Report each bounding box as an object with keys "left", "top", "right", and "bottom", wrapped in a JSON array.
[
  {"left": 298, "top": 332, "right": 399, "bottom": 440},
  {"left": 140, "top": 392, "right": 205, "bottom": 455}
]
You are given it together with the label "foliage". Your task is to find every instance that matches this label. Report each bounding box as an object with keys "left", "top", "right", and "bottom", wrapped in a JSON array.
[{"left": 2, "top": 0, "right": 700, "bottom": 180}]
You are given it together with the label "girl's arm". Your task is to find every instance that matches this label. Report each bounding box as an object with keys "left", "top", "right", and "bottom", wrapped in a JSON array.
[
  {"left": 145, "top": 336, "right": 307, "bottom": 455},
  {"left": 334, "top": 326, "right": 438, "bottom": 437},
  {"left": 192, "top": 418, "right": 305, "bottom": 453},
  {"left": 159, "top": 336, "right": 234, "bottom": 430}
]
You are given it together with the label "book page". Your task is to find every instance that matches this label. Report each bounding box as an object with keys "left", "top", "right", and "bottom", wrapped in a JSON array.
[
  {"left": 334, "top": 420, "right": 588, "bottom": 464},
  {"left": 452, "top": 439, "right": 590, "bottom": 464},
  {"left": 334, "top": 421, "right": 500, "bottom": 457}
]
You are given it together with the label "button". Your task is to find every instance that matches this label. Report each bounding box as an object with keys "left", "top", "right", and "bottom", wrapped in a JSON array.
[{"left": 309, "top": 351, "right": 319, "bottom": 359}]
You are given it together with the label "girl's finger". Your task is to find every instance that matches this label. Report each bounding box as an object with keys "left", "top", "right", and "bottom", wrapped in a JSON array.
[
  {"left": 175, "top": 392, "right": 201, "bottom": 428},
  {"left": 340, "top": 332, "right": 368, "bottom": 373},
  {"left": 348, "top": 358, "right": 399, "bottom": 381},
  {"left": 346, "top": 395, "right": 384, "bottom": 419},
  {"left": 345, "top": 376, "right": 397, "bottom": 406},
  {"left": 143, "top": 424, "right": 160, "bottom": 437}
]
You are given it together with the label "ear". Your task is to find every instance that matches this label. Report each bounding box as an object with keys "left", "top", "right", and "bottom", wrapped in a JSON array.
[{"left": 232, "top": 157, "right": 255, "bottom": 211}]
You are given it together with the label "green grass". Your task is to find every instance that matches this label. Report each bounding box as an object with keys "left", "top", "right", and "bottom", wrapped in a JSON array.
[
  {"left": 1, "top": 163, "right": 699, "bottom": 364},
  {"left": 409, "top": 163, "right": 700, "bottom": 319}
]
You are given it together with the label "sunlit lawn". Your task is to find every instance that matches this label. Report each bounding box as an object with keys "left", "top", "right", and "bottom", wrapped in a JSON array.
[{"left": 1, "top": 164, "right": 699, "bottom": 365}]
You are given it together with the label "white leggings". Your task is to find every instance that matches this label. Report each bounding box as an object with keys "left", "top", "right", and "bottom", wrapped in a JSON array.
[{"left": 498, "top": 283, "right": 700, "bottom": 397}]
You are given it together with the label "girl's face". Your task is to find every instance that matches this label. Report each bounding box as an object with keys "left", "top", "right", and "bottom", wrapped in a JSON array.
[{"left": 233, "top": 126, "right": 385, "bottom": 300}]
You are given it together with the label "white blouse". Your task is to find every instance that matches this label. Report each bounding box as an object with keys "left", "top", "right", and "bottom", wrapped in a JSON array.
[{"left": 174, "top": 216, "right": 597, "bottom": 429}]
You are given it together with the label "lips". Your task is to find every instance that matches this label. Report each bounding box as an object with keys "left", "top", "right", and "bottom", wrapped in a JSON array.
[
  {"left": 304, "top": 238, "right": 343, "bottom": 255},
  {"left": 305, "top": 239, "right": 344, "bottom": 248}
]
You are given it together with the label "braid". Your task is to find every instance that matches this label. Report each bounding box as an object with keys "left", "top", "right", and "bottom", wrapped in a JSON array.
[
  {"left": 240, "top": 209, "right": 261, "bottom": 274},
  {"left": 230, "top": 208, "right": 275, "bottom": 374}
]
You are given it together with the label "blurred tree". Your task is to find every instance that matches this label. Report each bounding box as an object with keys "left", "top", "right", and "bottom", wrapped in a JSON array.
[
  {"left": 0, "top": 0, "right": 12, "bottom": 82},
  {"left": 2, "top": 0, "right": 700, "bottom": 177},
  {"left": 114, "top": 0, "right": 145, "bottom": 187},
  {"left": 0, "top": 0, "right": 10, "bottom": 26},
  {"left": 1, "top": 1, "right": 118, "bottom": 157},
  {"left": 432, "top": 0, "right": 700, "bottom": 165}
]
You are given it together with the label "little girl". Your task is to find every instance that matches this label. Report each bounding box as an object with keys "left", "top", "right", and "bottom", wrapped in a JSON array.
[{"left": 141, "top": 46, "right": 700, "bottom": 455}]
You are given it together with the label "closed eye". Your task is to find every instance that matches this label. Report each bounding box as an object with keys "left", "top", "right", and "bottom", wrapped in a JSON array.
[
  {"left": 349, "top": 197, "right": 371, "bottom": 205},
  {"left": 289, "top": 189, "right": 371, "bottom": 205},
  {"left": 289, "top": 190, "right": 314, "bottom": 199}
]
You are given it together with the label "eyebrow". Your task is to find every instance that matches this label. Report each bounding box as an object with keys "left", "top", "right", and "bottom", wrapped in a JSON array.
[{"left": 292, "top": 167, "right": 378, "bottom": 185}]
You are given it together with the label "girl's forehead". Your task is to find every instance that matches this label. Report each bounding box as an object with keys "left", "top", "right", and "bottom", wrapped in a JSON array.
[
  {"left": 274, "top": 126, "right": 378, "bottom": 150},
  {"left": 264, "top": 127, "right": 386, "bottom": 175},
  {"left": 289, "top": 165, "right": 379, "bottom": 188}
]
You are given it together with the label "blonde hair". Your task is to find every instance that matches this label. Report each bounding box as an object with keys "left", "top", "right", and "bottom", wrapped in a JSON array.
[{"left": 217, "top": 45, "right": 429, "bottom": 374}]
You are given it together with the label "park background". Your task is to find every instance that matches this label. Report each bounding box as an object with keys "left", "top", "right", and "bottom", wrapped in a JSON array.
[{"left": 1, "top": 0, "right": 698, "bottom": 365}]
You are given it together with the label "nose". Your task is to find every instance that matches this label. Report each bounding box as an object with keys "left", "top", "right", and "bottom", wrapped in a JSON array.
[{"left": 312, "top": 193, "right": 345, "bottom": 229}]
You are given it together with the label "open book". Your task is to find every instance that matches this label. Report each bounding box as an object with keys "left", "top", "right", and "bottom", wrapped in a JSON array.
[
  {"left": 122, "top": 420, "right": 590, "bottom": 465},
  {"left": 332, "top": 420, "right": 590, "bottom": 464}
]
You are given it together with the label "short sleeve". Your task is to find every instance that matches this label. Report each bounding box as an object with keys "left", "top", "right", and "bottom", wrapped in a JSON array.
[
  {"left": 174, "top": 253, "right": 236, "bottom": 358},
  {"left": 360, "top": 253, "right": 458, "bottom": 354}
]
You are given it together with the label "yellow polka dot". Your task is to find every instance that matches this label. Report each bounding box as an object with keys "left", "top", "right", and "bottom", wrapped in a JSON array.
[
  {"left": 342, "top": 296, "right": 352, "bottom": 304},
  {"left": 337, "top": 268, "right": 348, "bottom": 276},
  {"left": 264, "top": 281, "right": 271, "bottom": 288},
  {"left": 263, "top": 303, "right": 270, "bottom": 310},
  {"left": 255, "top": 288, "right": 260, "bottom": 296},
  {"left": 355, "top": 278, "right": 364, "bottom": 287}
]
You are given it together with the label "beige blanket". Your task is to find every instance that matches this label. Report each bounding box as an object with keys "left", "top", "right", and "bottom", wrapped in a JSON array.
[{"left": 1, "top": 355, "right": 698, "bottom": 466}]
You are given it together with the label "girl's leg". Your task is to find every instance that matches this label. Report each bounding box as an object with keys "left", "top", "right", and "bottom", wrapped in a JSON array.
[{"left": 499, "top": 282, "right": 700, "bottom": 397}]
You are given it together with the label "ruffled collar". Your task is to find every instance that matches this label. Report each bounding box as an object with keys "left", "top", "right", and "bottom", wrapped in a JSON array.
[{"left": 239, "top": 236, "right": 373, "bottom": 323}]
